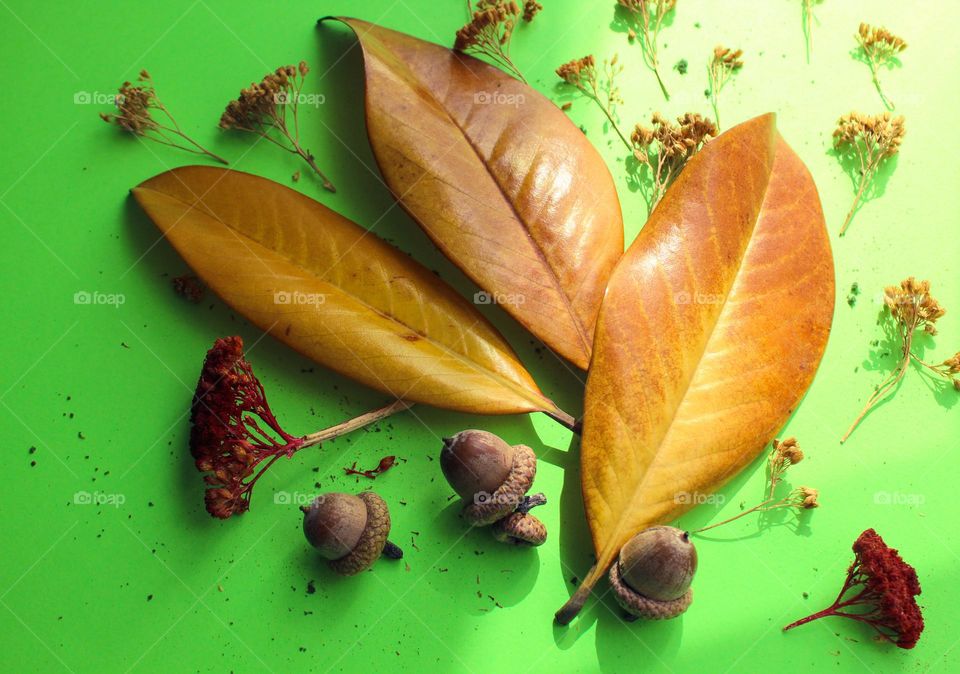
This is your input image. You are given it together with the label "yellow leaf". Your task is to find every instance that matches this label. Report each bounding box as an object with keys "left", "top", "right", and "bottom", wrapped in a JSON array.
[
  {"left": 326, "top": 17, "right": 624, "bottom": 369},
  {"left": 133, "top": 166, "right": 565, "bottom": 417},
  {"left": 556, "top": 114, "right": 835, "bottom": 623}
]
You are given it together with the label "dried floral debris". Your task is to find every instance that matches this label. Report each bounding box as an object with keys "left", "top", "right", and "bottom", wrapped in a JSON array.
[
  {"left": 100, "top": 70, "right": 227, "bottom": 164},
  {"left": 832, "top": 112, "right": 905, "bottom": 235},
  {"left": 220, "top": 62, "right": 335, "bottom": 192}
]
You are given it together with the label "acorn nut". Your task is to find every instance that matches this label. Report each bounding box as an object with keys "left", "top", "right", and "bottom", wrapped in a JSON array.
[
  {"left": 491, "top": 492, "right": 549, "bottom": 546},
  {"left": 440, "top": 430, "right": 537, "bottom": 526},
  {"left": 608, "top": 526, "right": 697, "bottom": 620},
  {"left": 301, "top": 491, "right": 402, "bottom": 575}
]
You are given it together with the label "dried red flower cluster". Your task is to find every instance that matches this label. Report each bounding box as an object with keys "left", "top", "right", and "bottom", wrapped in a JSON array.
[
  {"left": 784, "top": 528, "right": 924, "bottom": 649},
  {"left": 190, "top": 336, "right": 305, "bottom": 518}
]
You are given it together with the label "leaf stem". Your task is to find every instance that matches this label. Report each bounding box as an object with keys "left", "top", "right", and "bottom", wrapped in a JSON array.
[{"left": 545, "top": 408, "right": 581, "bottom": 435}]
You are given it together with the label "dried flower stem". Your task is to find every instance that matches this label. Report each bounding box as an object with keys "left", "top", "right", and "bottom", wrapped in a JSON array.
[
  {"left": 455, "top": 1, "right": 531, "bottom": 83},
  {"left": 220, "top": 62, "right": 335, "bottom": 192},
  {"left": 842, "top": 278, "right": 956, "bottom": 443},
  {"left": 802, "top": 0, "right": 823, "bottom": 62},
  {"left": 707, "top": 46, "right": 743, "bottom": 129},
  {"left": 833, "top": 112, "right": 904, "bottom": 236},
  {"left": 856, "top": 23, "right": 906, "bottom": 111},
  {"left": 692, "top": 438, "right": 818, "bottom": 534},
  {"left": 630, "top": 112, "right": 716, "bottom": 210},
  {"left": 618, "top": 0, "right": 676, "bottom": 100},
  {"left": 556, "top": 55, "right": 631, "bottom": 151},
  {"left": 100, "top": 71, "right": 228, "bottom": 165}
]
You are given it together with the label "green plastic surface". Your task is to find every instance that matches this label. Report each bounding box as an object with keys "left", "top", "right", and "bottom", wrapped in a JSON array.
[{"left": 2, "top": 1, "right": 957, "bottom": 671}]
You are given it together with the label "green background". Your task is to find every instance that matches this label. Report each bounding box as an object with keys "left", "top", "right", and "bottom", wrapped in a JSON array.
[{"left": 2, "top": 0, "right": 957, "bottom": 672}]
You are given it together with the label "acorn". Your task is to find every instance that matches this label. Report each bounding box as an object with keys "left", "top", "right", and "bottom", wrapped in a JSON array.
[
  {"left": 301, "top": 491, "right": 402, "bottom": 575},
  {"left": 608, "top": 526, "right": 698, "bottom": 620},
  {"left": 440, "top": 430, "right": 537, "bottom": 526},
  {"left": 491, "top": 494, "right": 549, "bottom": 546}
]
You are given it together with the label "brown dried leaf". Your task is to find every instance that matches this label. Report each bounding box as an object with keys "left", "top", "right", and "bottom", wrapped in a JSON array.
[
  {"left": 556, "top": 114, "right": 835, "bottom": 623},
  {"left": 132, "top": 166, "right": 564, "bottom": 417},
  {"left": 326, "top": 17, "right": 624, "bottom": 369}
]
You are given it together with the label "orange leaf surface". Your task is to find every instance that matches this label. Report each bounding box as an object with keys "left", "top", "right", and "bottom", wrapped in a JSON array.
[
  {"left": 326, "top": 17, "right": 624, "bottom": 369},
  {"left": 556, "top": 114, "right": 835, "bottom": 623},
  {"left": 132, "top": 166, "right": 565, "bottom": 417}
]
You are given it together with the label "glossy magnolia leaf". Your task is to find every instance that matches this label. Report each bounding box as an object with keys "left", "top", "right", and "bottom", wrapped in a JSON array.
[
  {"left": 556, "top": 114, "right": 835, "bottom": 623},
  {"left": 132, "top": 166, "right": 565, "bottom": 417},
  {"left": 326, "top": 17, "right": 624, "bottom": 370}
]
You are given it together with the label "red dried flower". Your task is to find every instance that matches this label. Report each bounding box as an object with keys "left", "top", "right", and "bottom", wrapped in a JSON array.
[
  {"left": 784, "top": 528, "right": 924, "bottom": 649},
  {"left": 190, "top": 336, "right": 410, "bottom": 518},
  {"left": 190, "top": 336, "right": 306, "bottom": 518}
]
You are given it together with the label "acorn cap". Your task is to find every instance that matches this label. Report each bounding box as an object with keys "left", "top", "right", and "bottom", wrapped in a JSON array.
[
  {"left": 461, "top": 444, "right": 537, "bottom": 526},
  {"left": 328, "top": 491, "right": 392, "bottom": 576},
  {"left": 609, "top": 559, "right": 693, "bottom": 620},
  {"left": 492, "top": 511, "right": 547, "bottom": 546},
  {"left": 302, "top": 492, "right": 367, "bottom": 560},
  {"left": 440, "top": 430, "right": 515, "bottom": 500},
  {"left": 619, "top": 526, "right": 697, "bottom": 601}
]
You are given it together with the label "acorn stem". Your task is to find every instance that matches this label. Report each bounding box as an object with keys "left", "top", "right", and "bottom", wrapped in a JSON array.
[
  {"left": 381, "top": 540, "right": 404, "bottom": 560},
  {"left": 516, "top": 493, "right": 547, "bottom": 514}
]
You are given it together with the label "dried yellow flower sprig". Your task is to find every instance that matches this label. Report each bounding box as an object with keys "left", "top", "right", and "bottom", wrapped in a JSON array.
[
  {"left": 100, "top": 70, "right": 228, "bottom": 165},
  {"left": 693, "top": 438, "right": 819, "bottom": 534},
  {"left": 455, "top": 1, "right": 540, "bottom": 83},
  {"left": 220, "top": 62, "right": 334, "bottom": 193},
  {"left": 556, "top": 54, "right": 632, "bottom": 151},
  {"left": 617, "top": 0, "right": 677, "bottom": 100},
  {"left": 832, "top": 112, "right": 905, "bottom": 236},
  {"left": 856, "top": 23, "right": 906, "bottom": 110},
  {"left": 629, "top": 112, "right": 717, "bottom": 210},
  {"left": 707, "top": 46, "right": 743, "bottom": 129},
  {"left": 802, "top": 0, "right": 825, "bottom": 62},
  {"left": 842, "top": 278, "right": 958, "bottom": 443}
]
